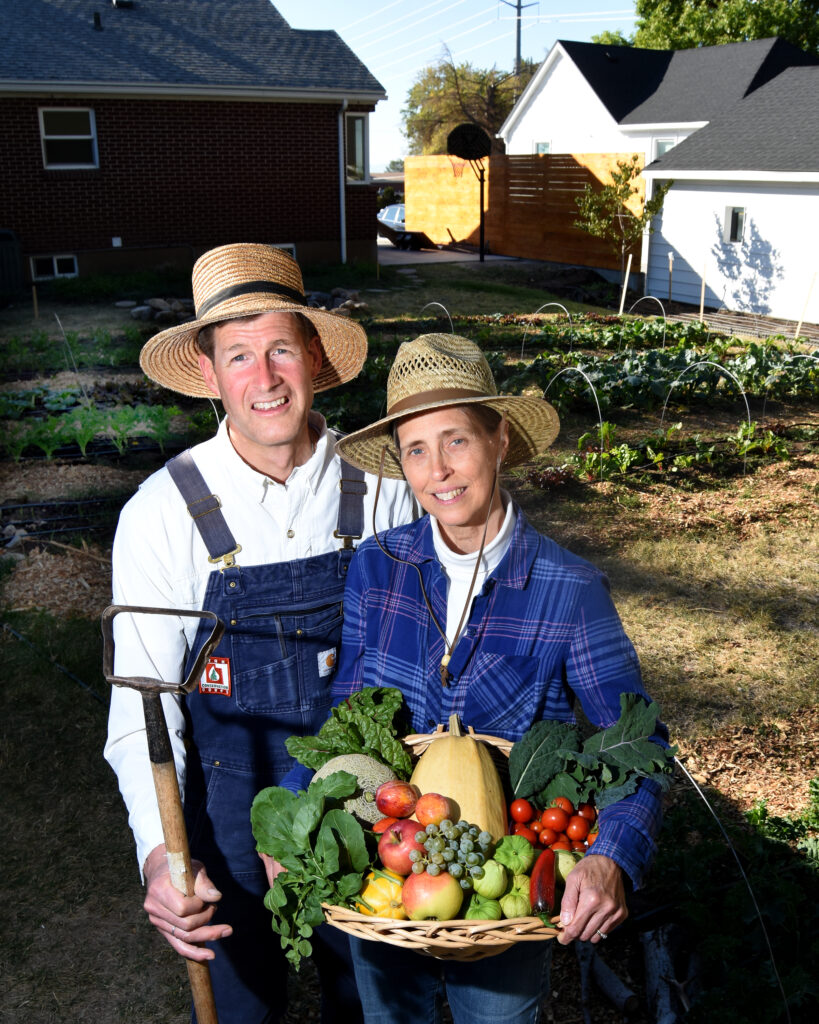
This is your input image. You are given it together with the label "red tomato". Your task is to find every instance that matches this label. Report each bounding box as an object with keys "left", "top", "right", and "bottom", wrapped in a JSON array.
[
  {"left": 530, "top": 820, "right": 544, "bottom": 834},
  {"left": 510, "top": 798, "right": 534, "bottom": 823},
  {"left": 541, "top": 807, "right": 570, "bottom": 832},
  {"left": 551, "top": 840, "right": 572, "bottom": 851},
  {"left": 566, "top": 815, "right": 591, "bottom": 842},
  {"left": 587, "top": 830, "right": 599, "bottom": 846},
  {"left": 538, "top": 826, "right": 559, "bottom": 846},
  {"left": 514, "top": 825, "right": 538, "bottom": 844},
  {"left": 571, "top": 841, "right": 587, "bottom": 852},
  {"left": 577, "top": 803, "right": 597, "bottom": 822},
  {"left": 551, "top": 797, "right": 575, "bottom": 816}
]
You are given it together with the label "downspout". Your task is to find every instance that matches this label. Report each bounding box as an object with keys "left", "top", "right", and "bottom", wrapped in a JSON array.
[{"left": 338, "top": 99, "right": 348, "bottom": 264}]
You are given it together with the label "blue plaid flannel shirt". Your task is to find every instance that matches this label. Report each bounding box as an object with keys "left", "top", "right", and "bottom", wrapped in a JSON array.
[{"left": 329, "top": 509, "right": 668, "bottom": 888}]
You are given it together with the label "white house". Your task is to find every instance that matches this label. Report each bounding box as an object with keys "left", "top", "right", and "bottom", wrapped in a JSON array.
[
  {"left": 499, "top": 37, "right": 819, "bottom": 319},
  {"left": 642, "top": 64, "right": 819, "bottom": 323}
]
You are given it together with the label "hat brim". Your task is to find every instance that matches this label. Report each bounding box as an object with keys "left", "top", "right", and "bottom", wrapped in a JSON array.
[
  {"left": 139, "top": 298, "right": 368, "bottom": 397},
  {"left": 336, "top": 393, "right": 560, "bottom": 479}
]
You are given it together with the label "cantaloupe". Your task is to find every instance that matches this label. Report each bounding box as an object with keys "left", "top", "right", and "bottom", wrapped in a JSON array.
[{"left": 311, "top": 754, "right": 397, "bottom": 824}]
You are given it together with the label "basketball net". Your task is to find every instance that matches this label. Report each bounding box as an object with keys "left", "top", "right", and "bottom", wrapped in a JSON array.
[{"left": 448, "top": 155, "right": 467, "bottom": 179}]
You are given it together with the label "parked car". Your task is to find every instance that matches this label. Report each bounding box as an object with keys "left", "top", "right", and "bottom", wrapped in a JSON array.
[{"left": 376, "top": 203, "right": 428, "bottom": 250}]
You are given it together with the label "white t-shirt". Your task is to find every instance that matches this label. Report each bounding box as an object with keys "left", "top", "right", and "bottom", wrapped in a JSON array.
[{"left": 104, "top": 411, "right": 416, "bottom": 870}]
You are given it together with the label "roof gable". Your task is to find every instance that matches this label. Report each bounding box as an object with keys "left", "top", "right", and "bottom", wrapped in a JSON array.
[
  {"left": 645, "top": 65, "right": 819, "bottom": 175},
  {"left": 0, "top": 0, "right": 384, "bottom": 97}
]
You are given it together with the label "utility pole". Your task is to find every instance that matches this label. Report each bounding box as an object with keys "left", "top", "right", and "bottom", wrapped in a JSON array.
[{"left": 499, "top": 0, "right": 537, "bottom": 74}]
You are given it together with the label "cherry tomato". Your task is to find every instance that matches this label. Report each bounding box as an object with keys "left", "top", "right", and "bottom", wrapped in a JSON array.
[
  {"left": 541, "top": 807, "right": 570, "bottom": 832},
  {"left": 530, "top": 820, "right": 544, "bottom": 834},
  {"left": 551, "top": 840, "right": 572, "bottom": 851},
  {"left": 510, "top": 798, "right": 534, "bottom": 823},
  {"left": 566, "top": 815, "right": 591, "bottom": 842},
  {"left": 587, "top": 829, "right": 599, "bottom": 846},
  {"left": 551, "top": 797, "right": 575, "bottom": 816},
  {"left": 538, "top": 826, "right": 558, "bottom": 846},
  {"left": 577, "top": 803, "right": 597, "bottom": 822},
  {"left": 515, "top": 825, "right": 538, "bottom": 844},
  {"left": 571, "top": 841, "right": 587, "bottom": 852}
]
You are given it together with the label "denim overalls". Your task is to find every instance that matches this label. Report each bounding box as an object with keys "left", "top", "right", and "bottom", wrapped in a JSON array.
[{"left": 167, "top": 449, "right": 365, "bottom": 1024}]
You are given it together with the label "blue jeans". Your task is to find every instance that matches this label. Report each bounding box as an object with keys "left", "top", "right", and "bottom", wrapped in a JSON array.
[{"left": 348, "top": 936, "right": 552, "bottom": 1024}]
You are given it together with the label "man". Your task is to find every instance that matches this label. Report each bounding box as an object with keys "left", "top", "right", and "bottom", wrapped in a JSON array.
[{"left": 104, "top": 243, "right": 416, "bottom": 1023}]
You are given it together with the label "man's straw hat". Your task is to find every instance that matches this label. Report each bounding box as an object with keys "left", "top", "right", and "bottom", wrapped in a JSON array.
[
  {"left": 139, "top": 243, "right": 367, "bottom": 397},
  {"left": 336, "top": 334, "right": 560, "bottom": 478}
]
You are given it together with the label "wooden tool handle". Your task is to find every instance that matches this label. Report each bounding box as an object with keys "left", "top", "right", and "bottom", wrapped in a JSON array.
[{"left": 144, "top": 693, "right": 219, "bottom": 1024}]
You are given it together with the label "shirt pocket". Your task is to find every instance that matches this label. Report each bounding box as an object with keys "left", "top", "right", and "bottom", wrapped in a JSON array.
[
  {"left": 230, "top": 599, "right": 344, "bottom": 716},
  {"left": 460, "top": 650, "right": 553, "bottom": 737}
]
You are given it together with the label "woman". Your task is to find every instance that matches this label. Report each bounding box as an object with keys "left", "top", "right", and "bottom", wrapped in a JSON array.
[{"left": 328, "top": 334, "right": 667, "bottom": 1024}]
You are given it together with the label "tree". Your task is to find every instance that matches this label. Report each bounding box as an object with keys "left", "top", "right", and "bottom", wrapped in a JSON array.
[
  {"left": 401, "top": 51, "right": 536, "bottom": 155},
  {"left": 632, "top": 0, "right": 819, "bottom": 52},
  {"left": 574, "top": 155, "right": 672, "bottom": 284},
  {"left": 384, "top": 158, "right": 405, "bottom": 173},
  {"left": 592, "top": 1, "right": 819, "bottom": 53}
]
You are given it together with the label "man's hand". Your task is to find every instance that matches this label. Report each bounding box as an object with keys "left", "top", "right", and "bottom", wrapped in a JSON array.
[
  {"left": 556, "top": 853, "right": 627, "bottom": 945},
  {"left": 142, "top": 844, "right": 233, "bottom": 962}
]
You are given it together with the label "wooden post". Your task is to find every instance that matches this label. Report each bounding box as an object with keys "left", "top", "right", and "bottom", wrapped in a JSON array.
[
  {"left": 668, "top": 251, "right": 674, "bottom": 302},
  {"left": 618, "top": 253, "right": 633, "bottom": 315},
  {"left": 32, "top": 285, "right": 39, "bottom": 319},
  {"left": 699, "top": 261, "right": 707, "bottom": 321},
  {"left": 794, "top": 270, "right": 816, "bottom": 340}
]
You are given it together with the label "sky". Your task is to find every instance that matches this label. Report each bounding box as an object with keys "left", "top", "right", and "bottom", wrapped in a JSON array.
[{"left": 272, "top": 1, "right": 639, "bottom": 171}]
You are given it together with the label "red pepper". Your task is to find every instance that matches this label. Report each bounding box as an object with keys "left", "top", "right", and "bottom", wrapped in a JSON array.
[{"left": 529, "top": 847, "right": 556, "bottom": 915}]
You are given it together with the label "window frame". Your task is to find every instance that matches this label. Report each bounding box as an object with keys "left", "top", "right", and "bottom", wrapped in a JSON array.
[
  {"left": 534, "top": 141, "right": 551, "bottom": 156},
  {"left": 345, "top": 112, "right": 369, "bottom": 184},
  {"left": 30, "top": 254, "right": 79, "bottom": 281},
  {"left": 723, "top": 206, "right": 746, "bottom": 244},
  {"left": 39, "top": 107, "right": 99, "bottom": 169},
  {"left": 654, "top": 138, "right": 676, "bottom": 159}
]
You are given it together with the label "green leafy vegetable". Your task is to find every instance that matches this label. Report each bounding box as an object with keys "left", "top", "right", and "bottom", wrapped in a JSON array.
[
  {"left": 251, "top": 772, "right": 373, "bottom": 969},
  {"left": 509, "top": 693, "right": 677, "bottom": 810},
  {"left": 285, "top": 687, "right": 412, "bottom": 778}
]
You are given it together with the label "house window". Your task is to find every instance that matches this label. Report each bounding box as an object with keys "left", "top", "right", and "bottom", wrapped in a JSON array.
[
  {"left": 535, "top": 142, "right": 550, "bottom": 155},
  {"left": 345, "top": 113, "right": 368, "bottom": 182},
  {"left": 31, "top": 254, "right": 78, "bottom": 280},
  {"left": 724, "top": 206, "right": 745, "bottom": 243},
  {"left": 39, "top": 108, "right": 98, "bottom": 168},
  {"left": 655, "top": 138, "right": 675, "bottom": 158}
]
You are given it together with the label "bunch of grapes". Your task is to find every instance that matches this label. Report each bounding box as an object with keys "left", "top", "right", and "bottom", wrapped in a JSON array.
[{"left": 409, "top": 819, "right": 494, "bottom": 891}]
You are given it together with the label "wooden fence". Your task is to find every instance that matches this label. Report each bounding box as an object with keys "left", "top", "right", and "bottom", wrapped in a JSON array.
[{"left": 404, "top": 153, "right": 643, "bottom": 272}]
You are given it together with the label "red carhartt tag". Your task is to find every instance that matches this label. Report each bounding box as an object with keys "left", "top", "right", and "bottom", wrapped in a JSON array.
[{"left": 199, "top": 656, "right": 232, "bottom": 696}]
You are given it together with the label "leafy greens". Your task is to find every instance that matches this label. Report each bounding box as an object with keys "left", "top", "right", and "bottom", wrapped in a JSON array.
[
  {"left": 509, "top": 693, "right": 677, "bottom": 810},
  {"left": 285, "top": 686, "right": 412, "bottom": 779},
  {"left": 251, "top": 771, "right": 372, "bottom": 969}
]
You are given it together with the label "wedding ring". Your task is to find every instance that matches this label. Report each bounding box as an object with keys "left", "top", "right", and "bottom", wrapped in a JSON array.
[
  {"left": 171, "top": 925, "right": 177, "bottom": 937},
  {"left": 596, "top": 929, "right": 608, "bottom": 939}
]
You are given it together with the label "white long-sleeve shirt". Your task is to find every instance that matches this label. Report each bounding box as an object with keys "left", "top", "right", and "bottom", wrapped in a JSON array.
[{"left": 104, "top": 412, "right": 416, "bottom": 871}]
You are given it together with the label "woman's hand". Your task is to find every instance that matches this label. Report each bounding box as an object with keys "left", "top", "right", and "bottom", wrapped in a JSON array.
[
  {"left": 142, "top": 844, "right": 233, "bottom": 961},
  {"left": 556, "top": 854, "right": 627, "bottom": 945}
]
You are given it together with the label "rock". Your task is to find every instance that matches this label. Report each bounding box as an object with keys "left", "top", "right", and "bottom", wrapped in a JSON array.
[
  {"left": 146, "top": 298, "right": 171, "bottom": 311},
  {"left": 0, "top": 551, "right": 25, "bottom": 566},
  {"left": 130, "top": 306, "right": 153, "bottom": 321},
  {"left": 153, "top": 310, "right": 177, "bottom": 324},
  {"left": 307, "top": 291, "right": 332, "bottom": 308},
  {"left": 114, "top": 300, "right": 137, "bottom": 308}
]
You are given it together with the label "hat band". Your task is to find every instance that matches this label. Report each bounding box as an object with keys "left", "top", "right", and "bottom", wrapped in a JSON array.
[
  {"left": 196, "top": 280, "right": 306, "bottom": 319},
  {"left": 388, "top": 387, "right": 493, "bottom": 416}
]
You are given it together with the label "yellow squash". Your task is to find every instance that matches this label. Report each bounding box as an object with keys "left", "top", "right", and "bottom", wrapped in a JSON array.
[
  {"left": 354, "top": 868, "right": 407, "bottom": 919},
  {"left": 409, "top": 714, "right": 507, "bottom": 840}
]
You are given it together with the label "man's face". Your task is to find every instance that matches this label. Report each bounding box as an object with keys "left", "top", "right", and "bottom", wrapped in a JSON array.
[{"left": 198, "top": 312, "right": 322, "bottom": 468}]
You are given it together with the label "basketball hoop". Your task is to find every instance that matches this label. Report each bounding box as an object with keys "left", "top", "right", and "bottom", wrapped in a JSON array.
[{"left": 448, "top": 155, "right": 467, "bottom": 178}]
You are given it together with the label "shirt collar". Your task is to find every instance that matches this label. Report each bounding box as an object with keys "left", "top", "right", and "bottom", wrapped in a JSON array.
[{"left": 217, "top": 410, "right": 333, "bottom": 501}]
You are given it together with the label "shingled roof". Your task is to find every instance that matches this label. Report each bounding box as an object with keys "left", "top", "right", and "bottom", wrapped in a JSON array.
[
  {"left": 0, "top": 0, "right": 385, "bottom": 99},
  {"left": 644, "top": 64, "right": 819, "bottom": 175},
  {"left": 559, "top": 36, "right": 817, "bottom": 125}
]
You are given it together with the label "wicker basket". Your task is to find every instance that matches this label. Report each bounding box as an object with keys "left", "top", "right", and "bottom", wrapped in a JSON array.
[{"left": 322, "top": 721, "right": 561, "bottom": 961}]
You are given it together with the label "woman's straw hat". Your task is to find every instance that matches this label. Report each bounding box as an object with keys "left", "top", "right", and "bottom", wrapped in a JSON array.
[
  {"left": 139, "top": 243, "right": 367, "bottom": 397},
  {"left": 336, "top": 334, "right": 560, "bottom": 478}
]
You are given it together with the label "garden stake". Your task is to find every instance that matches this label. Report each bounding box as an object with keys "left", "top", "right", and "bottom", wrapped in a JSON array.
[{"left": 102, "top": 604, "right": 226, "bottom": 1024}]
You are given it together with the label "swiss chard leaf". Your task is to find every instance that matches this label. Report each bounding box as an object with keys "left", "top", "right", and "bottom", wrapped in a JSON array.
[{"left": 316, "top": 808, "right": 370, "bottom": 875}]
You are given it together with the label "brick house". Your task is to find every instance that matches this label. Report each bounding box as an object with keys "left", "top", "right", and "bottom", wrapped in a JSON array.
[{"left": 0, "top": 0, "right": 385, "bottom": 287}]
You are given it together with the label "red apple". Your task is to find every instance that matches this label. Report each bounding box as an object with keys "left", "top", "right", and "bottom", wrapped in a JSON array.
[
  {"left": 414, "top": 792, "right": 458, "bottom": 827},
  {"left": 401, "top": 870, "right": 464, "bottom": 921},
  {"left": 377, "top": 819, "right": 426, "bottom": 876},
  {"left": 375, "top": 780, "right": 420, "bottom": 819}
]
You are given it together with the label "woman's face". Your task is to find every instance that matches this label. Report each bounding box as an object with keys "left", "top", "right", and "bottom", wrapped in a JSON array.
[{"left": 396, "top": 405, "right": 508, "bottom": 552}]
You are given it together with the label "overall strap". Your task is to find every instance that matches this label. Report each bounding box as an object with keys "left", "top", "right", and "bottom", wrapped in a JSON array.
[
  {"left": 335, "top": 453, "right": 367, "bottom": 550},
  {"left": 166, "top": 450, "right": 242, "bottom": 569}
]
